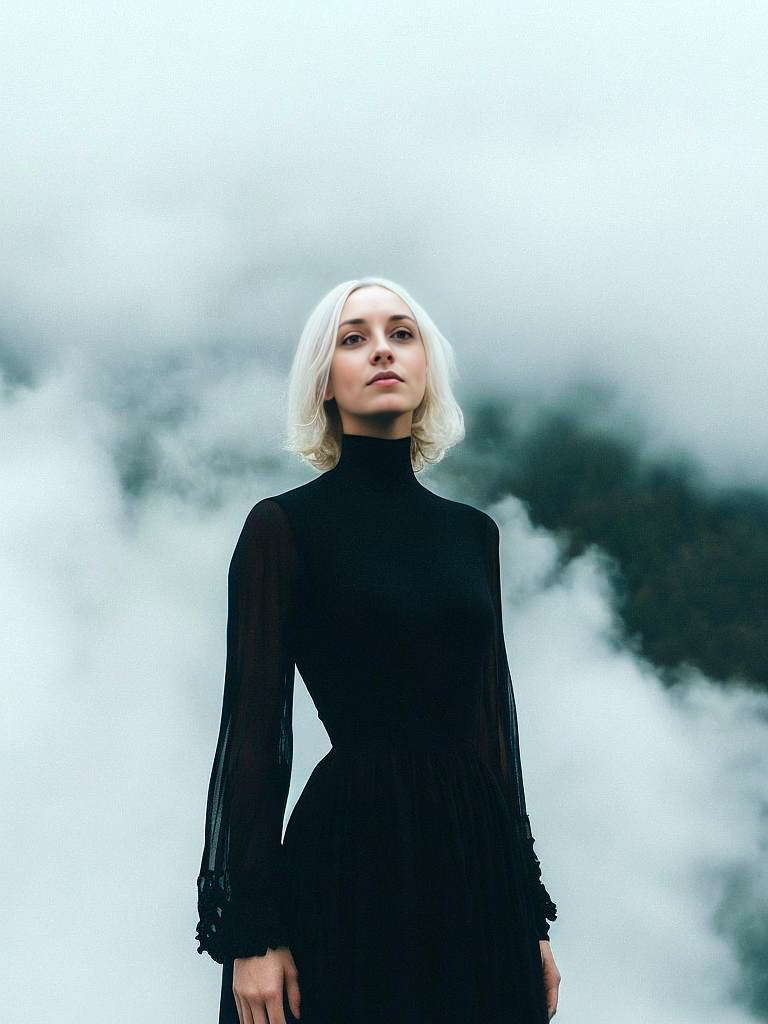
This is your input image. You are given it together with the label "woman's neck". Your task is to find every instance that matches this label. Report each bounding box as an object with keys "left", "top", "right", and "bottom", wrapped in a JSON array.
[{"left": 330, "top": 431, "right": 419, "bottom": 491}]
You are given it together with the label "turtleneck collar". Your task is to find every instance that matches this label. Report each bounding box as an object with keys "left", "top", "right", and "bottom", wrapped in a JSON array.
[{"left": 332, "top": 432, "right": 418, "bottom": 489}]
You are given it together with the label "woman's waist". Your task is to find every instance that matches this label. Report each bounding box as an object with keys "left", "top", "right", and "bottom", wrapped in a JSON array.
[{"left": 326, "top": 721, "right": 477, "bottom": 758}]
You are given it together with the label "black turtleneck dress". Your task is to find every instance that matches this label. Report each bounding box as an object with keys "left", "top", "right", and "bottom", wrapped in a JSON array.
[{"left": 196, "top": 432, "right": 558, "bottom": 1024}]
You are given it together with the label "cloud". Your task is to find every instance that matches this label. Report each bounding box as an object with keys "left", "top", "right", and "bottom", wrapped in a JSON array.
[
  {"left": 492, "top": 493, "right": 768, "bottom": 1023},
  {"left": 2, "top": 2, "right": 768, "bottom": 485}
]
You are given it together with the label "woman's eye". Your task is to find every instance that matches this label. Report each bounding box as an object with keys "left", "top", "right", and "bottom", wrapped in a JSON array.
[{"left": 340, "top": 329, "right": 413, "bottom": 346}]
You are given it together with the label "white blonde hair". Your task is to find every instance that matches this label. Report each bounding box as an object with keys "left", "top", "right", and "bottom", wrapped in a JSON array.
[{"left": 284, "top": 276, "right": 465, "bottom": 473}]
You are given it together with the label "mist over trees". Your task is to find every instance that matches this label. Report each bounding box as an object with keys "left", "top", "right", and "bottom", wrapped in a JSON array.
[{"left": 466, "top": 402, "right": 768, "bottom": 691}]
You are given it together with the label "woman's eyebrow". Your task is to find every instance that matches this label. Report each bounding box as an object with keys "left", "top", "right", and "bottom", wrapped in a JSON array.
[{"left": 338, "top": 314, "right": 417, "bottom": 329}]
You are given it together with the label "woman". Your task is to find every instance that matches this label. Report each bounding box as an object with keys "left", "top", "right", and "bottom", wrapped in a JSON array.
[{"left": 195, "top": 276, "right": 562, "bottom": 1024}]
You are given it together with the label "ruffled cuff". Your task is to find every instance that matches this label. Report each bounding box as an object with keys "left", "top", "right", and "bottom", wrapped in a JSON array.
[
  {"left": 195, "top": 869, "right": 289, "bottom": 964},
  {"left": 533, "top": 883, "right": 558, "bottom": 940},
  {"left": 521, "top": 815, "right": 558, "bottom": 941}
]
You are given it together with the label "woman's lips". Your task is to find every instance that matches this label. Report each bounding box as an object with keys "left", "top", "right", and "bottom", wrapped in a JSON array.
[{"left": 369, "top": 378, "right": 401, "bottom": 386}]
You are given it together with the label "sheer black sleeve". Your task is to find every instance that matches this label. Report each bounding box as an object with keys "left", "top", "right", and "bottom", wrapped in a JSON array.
[
  {"left": 195, "top": 498, "right": 298, "bottom": 963},
  {"left": 480, "top": 512, "right": 558, "bottom": 941}
]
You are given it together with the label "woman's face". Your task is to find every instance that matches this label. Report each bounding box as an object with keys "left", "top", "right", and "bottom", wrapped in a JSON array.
[{"left": 324, "top": 285, "right": 427, "bottom": 436}]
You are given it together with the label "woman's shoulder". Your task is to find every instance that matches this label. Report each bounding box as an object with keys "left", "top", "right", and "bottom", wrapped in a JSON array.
[
  {"left": 420, "top": 487, "right": 497, "bottom": 538},
  {"left": 242, "top": 475, "right": 325, "bottom": 519},
  {"left": 235, "top": 478, "right": 329, "bottom": 551}
]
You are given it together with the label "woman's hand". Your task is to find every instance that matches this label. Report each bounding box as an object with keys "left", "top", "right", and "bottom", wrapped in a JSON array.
[
  {"left": 539, "top": 939, "right": 561, "bottom": 1019},
  {"left": 233, "top": 946, "right": 301, "bottom": 1024}
]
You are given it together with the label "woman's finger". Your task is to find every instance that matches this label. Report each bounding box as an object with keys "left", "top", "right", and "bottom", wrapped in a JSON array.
[
  {"left": 244, "top": 997, "right": 266, "bottom": 1024},
  {"left": 548, "top": 986, "right": 558, "bottom": 1019},
  {"left": 285, "top": 967, "right": 301, "bottom": 1020},
  {"left": 262, "top": 988, "right": 287, "bottom": 1024}
]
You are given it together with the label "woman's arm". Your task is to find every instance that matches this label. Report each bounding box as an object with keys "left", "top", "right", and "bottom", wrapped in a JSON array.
[
  {"left": 479, "top": 512, "right": 558, "bottom": 942},
  {"left": 196, "top": 497, "right": 299, "bottom": 964}
]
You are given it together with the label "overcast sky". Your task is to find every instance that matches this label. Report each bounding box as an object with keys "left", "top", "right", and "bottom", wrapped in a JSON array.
[{"left": 2, "top": 3, "right": 767, "bottom": 1022}]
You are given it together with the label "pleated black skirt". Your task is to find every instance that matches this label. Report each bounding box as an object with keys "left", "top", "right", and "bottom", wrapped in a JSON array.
[{"left": 219, "top": 741, "right": 548, "bottom": 1024}]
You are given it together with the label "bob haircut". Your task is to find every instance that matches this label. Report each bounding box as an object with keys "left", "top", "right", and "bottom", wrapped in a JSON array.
[{"left": 284, "top": 276, "right": 465, "bottom": 473}]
